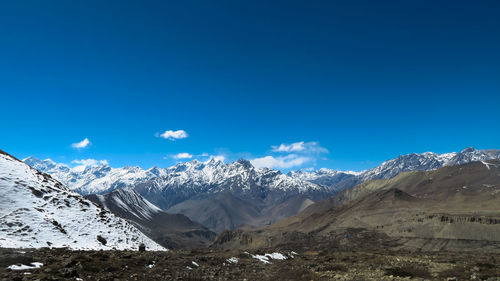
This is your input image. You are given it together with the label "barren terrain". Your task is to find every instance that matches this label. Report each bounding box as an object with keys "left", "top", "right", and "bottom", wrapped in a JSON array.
[{"left": 1, "top": 247, "right": 499, "bottom": 281}]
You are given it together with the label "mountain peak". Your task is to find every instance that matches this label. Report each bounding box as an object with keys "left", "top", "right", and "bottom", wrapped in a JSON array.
[
  {"left": 234, "top": 158, "right": 253, "bottom": 169},
  {"left": 23, "top": 156, "right": 53, "bottom": 165},
  {"left": 22, "top": 155, "right": 40, "bottom": 162},
  {"left": 206, "top": 158, "right": 223, "bottom": 165},
  {"left": 460, "top": 147, "right": 477, "bottom": 153},
  {"left": 147, "top": 166, "right": 165, "bottom": 177},
  {"left": 23, "top": 156, "right": 67, "bottom": 172}
]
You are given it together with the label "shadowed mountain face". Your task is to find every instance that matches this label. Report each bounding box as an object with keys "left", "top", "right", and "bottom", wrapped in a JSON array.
[
  {"left": 85, "top": 188, "right": 216, "bottom": 249},
  {"left": 213, "top": 160, "right": 500, "bottom": 252},
  {"left": 167, "top": 193, "right": 263, "bottom": 234},
  {"left": 166, "top": 192, "right": 315, "bottom": 233}
]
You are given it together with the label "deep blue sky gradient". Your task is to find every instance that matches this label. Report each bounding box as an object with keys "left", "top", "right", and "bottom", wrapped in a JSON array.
[{"left": 1, "top": 1, "right": 499, "bottom": 171}]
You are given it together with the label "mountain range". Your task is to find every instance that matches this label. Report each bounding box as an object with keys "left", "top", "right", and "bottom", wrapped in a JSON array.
[
  {"left": 3, "top": 146, "right": 500, "bottom": 251},
  {"left": 289, "top": 147, "right": 500, "bottom": 191},
  {"left": 214, "top": 159, "right": 500, "bottom": 252},
  {"left": 22, "top": 147, "right": 500, "bottom": 234},
  {"left": 23, "top": 157, "right": 331, "bottom": 232}
]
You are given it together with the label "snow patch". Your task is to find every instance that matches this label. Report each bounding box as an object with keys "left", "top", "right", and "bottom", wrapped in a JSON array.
[
  {"left": 8, "top": 262, "right": 43, "bottom": 270},
  {"left": 265, "top": 252, "right": 287, "bottom": 260},
  {"left": 250, "top": 254, "right": 272, "bottom": 264},
  {"left": 482, "top": 161, "right": 491, "bottom": 170},
  {"left": 248, "top": 252, "right": 288, "bottom": 264}
]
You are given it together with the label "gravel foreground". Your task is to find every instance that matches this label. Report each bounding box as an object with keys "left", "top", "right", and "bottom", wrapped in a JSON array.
[{"left": 1, "top": 247, "right": 499, "bottom": 281}]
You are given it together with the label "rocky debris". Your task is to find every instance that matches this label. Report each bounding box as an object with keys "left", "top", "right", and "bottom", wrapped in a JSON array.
[
  {"left": 0, "top": 247, "right": 499, "bottom": 280},
  {"left": 96, "top": 235, "right": 107, "bottom": 246}
]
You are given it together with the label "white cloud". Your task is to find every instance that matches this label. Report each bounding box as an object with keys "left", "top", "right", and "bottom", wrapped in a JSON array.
[
  {"left": 207, "top": 155, "right": 225, "bottom": 163},
  {"left": 271, "top": 141, "right": 328, "bottom": 154},
  {"left": 157, "top": 130, "right": 188, "bottom": 140},
  {"left": 272, "top": 141, "right": 306, "bottom": 152},
  {"left": 71, "top": 159, "right": 108, "bottom": 166},
  {"left": 71, "top": 138, "right": 91, "bottom": 149},
  {"left": 173, "top": 152, "right": 193, "bottom": 159},
  {"left": 250, "top": 154, "right": 310, "bottom": 169}
]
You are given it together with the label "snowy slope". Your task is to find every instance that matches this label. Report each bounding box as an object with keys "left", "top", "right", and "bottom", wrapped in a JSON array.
[{"left": 0, "top": 150, "right": 165, "bottom": 250}]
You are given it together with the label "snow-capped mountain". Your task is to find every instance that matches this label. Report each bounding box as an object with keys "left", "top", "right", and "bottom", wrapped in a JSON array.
[
  {"left": 286, "top": 152, "right": 457, "bottom": 190},
  {"left": 356, "top": 151, "right": 457, "bottom": 182},
  {"left": 445, "top": 147, "right": 500, "bottom": 167},
  {"left": 287, "top": 168, "right": 361, "bottom": 187},
  {"left": 359, "top": 147, "right": 500, "bottom": 182},
  {"left": 131, "top": 160, "right": 337, "bottom": 232},
  {"left": 288, "top": 148, "right": 500, "bottom": 190},
  {"left": 23, "top": 147, "right": 500, "bottom": 209},
  {"left": 23, "top": 157, "right": 156, "bottom": 195},
  {"left": 133, "top": 159, "right": 330, "bottom": 210},
  {"left": 0, "top": 150, "right": 165, "bottom": 250},
  {"left": 154, "top": 158, "right": 324, "bottom": 193},
  {"left": 23, "top": 157, "right": 331, "bottom": 206},
  {"left": 21, "top": 147, "right": 500, "bottom": 233}
]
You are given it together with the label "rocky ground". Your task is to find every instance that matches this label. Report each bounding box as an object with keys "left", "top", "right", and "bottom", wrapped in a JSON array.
[{"left": 1, "top": 247, "right": 499, "bottom": 281}]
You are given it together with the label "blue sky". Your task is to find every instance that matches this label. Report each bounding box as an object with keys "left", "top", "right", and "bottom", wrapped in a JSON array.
[{"left": 1, "top": 0, "right": 499, "bottom": 171}]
